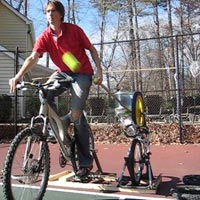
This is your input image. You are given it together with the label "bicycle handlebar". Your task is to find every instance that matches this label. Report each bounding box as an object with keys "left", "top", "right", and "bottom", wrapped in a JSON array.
[{"left": 16, "top": 78, "right": 75, "bottom": 90}]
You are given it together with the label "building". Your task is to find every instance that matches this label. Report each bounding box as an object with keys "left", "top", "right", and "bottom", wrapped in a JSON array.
[{"left": 0, "top": 0, "right": 53, "bottom": 119}]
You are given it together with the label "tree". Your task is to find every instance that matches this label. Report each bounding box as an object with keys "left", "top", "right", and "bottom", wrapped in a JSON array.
[
  {"left": 133, "top": 0, "right": 142, "bottom": 91},
  {"left": 174, "top": 0, "right": 200, "bottom": 95},
  {"left": 66, "top": 0, "right": 76, "bottom": 23},
  {"left": 5, "top": 0, "right": 200, "bottom": 100}
]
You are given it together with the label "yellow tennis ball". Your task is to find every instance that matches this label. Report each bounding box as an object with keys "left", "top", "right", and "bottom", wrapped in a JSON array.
[
  {"left": 62, "top": 52, "right": 81, "bottom": 73},
  {"left": 93, "top": 77, "right": 99, "bottom": 84}
]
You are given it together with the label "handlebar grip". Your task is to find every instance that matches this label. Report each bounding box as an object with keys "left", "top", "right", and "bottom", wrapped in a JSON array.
[
  {"left": 16, "top": 81, "right": 33, "bottom": 90},
  {"left": 16, "top": 82, "right": 24, "bottom": 89}
]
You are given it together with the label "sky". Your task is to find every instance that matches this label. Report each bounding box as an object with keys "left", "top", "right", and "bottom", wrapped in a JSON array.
[
  {"left": 15, "top": 0, "right": 182, "bottom": 69},
  {"left": 27, "top": 0, "right": 98, "bottom": 39},
  {"left": 24, "top": 0, "right": 124, "bottom": 68},
  {"left": 24, "top": 0, "right": 100, "bottom": 68}
]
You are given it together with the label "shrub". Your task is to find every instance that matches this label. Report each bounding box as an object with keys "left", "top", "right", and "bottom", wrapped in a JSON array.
[
  {"left": 88, "top": 97, "right": 105, "bottom": 116},
  {"left": 26, "top": 96, "right": 40, "bottom": 117},
  {"left": 0, "top": 94, "right": 12, "bottom": 122}
]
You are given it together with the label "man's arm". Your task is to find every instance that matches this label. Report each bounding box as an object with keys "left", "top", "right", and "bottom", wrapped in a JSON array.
[
  {"left": 9, "top": 52, "right": 40, "bottom": 93},
  {"left": 89, "top": 45, "right": 103, "bottom": 85}
]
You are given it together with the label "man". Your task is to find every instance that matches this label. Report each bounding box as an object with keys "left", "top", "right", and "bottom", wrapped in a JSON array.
[{"left": 9, "top": 0, "right": 103, "bottom": 179}]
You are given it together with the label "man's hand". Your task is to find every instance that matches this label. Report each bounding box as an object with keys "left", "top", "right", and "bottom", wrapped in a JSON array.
[
  {"left": 93, "top": 75, "right": 103, "bottom": 85},
  {"left": 89, "top": 45, "right": 103, "bottom": 85},
  {"left": 93, "top": 68, "right": 103, "bottom": 85},
  {"left": 8, "top": 52, "right": 39, "bottom": 93},
  {"left": 9, "top": 77, "right": 19, "bottom": 93}
]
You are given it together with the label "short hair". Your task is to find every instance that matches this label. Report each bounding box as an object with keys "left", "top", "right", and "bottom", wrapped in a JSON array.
[{"left": 45, "top": 0, "right": 65, "bottom": 22}]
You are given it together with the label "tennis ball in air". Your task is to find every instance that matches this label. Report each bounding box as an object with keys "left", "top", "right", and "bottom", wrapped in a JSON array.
[
  {"left": 93, "top": 77, "right": 99, "bottom": 84},
  {"left": 62, "top": 52, "right": 81, "bottom": 73}
]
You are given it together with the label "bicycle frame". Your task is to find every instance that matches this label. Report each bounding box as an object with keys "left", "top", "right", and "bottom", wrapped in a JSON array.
[
  {"left": 3, "top": 79, "right": 103, "bottom": 200},
  {"left": 109, "top": 90, "right": 154, "bottom": 188},
  {"left": 28, "top": 81, "right": 78, "bottom": 171},
  {"left": 16, "top": 81, "right": 152, "bottom": 186}
]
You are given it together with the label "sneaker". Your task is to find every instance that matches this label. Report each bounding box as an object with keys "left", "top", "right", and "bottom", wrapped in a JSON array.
[
  {"left": 46, "top": 135, "right": 57, "bottom": 144},
  {"left": 75, "top": 166, "right": 93, "bottom": 181}
]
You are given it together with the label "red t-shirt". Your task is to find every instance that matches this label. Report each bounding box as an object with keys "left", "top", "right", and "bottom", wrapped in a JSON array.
[{"left": 33, "top": 23, "right": 94, "bottom": 74}]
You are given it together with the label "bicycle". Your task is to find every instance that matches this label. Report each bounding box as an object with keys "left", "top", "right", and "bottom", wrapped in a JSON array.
[
  {"left": 111, "top": 91, "right": 154, "bottom": 188},
  {"left": 97, "top": 86, "right": 154, "bottom": 188},
  {"left": 3, "top": 78, "right": 153, "bottom": 199},
  {"left": 2, "top": 78, "right": 102, "bottom": 200}
]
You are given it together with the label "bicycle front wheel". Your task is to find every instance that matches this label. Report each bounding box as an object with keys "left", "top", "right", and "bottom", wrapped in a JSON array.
[
  {"left": 3, "top": 128, "right": 50, "bottom": 200},
  {"left": 128, "top": 139, "right": 143, "bottom": 185},
  {"left": 132, "top": 92, "right": 146, "bottom": 127}
]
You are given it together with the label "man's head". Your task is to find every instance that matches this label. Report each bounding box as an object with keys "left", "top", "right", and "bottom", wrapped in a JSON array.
[{"left": 45, "top": 0, "right": 65, "bottom": 22}]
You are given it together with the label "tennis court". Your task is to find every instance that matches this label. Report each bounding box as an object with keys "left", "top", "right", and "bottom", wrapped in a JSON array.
[
  {"left": 0, "top": 183, "right": 174, "bottom": 200},
  {"left": 1, "top": 143, "right": 200, "bottom": 199}
]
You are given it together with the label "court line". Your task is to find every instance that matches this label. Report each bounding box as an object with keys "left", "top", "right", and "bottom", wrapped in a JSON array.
[
  {"left": 0, "top": 183, "right": 174, "bottom": 200},
  {"left": 46, "top": 186, "right": 174, "bottom": 200}
]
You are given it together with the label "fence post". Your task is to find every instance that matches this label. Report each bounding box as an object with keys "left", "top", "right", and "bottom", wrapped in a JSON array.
[
  {"left": 175, "top": 35, "right": 183, "bottom": 143},
  {"left": 14, "top": 46, "right": 19, "bottom": 135}
]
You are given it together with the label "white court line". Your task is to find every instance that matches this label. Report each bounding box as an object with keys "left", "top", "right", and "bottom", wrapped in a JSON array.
[
  {"left": 46, "top": 186, "right": 175, "bottom": 200},
  {"left": 0, "top": 183, "right": 174, "bottom": 200}
]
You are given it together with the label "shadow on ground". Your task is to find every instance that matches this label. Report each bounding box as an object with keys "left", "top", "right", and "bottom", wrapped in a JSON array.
[{"left": 157, "top": 176, "right": 181, "bottom": 197}]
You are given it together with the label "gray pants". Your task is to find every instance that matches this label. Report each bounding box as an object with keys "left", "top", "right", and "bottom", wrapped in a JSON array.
[{"left": 46, "top": 72, "right": 93, "bottom": 168}]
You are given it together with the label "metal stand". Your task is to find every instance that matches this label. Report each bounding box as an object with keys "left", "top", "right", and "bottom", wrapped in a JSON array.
[
  {"left": 118, "top": 156, "right": 155, "bottom": 188},
  {"left": 49, "top": 144, "right": 161, "bottom": 194}
]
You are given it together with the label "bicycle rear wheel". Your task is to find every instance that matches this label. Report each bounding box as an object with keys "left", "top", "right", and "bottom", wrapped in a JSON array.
[
  {"left": 3, "top": 128, "right": 50, "bottom": 200},
  {"left": 128, "top": 139, "right": 144, "bottom": 185},
  {"left": 132, "top": 92, "right": 146, "bottom": 127},
  {"left": 63, "top": 124, "right": 95, "bottom": 173}
]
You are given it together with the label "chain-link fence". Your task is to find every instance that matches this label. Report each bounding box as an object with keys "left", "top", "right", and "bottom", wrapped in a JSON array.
[
  {"left": 7, "top": 82, "right": 200, "bottom": 125},
  {"left": 1, "top": 33, "right": 200, "bottom": 142}
]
